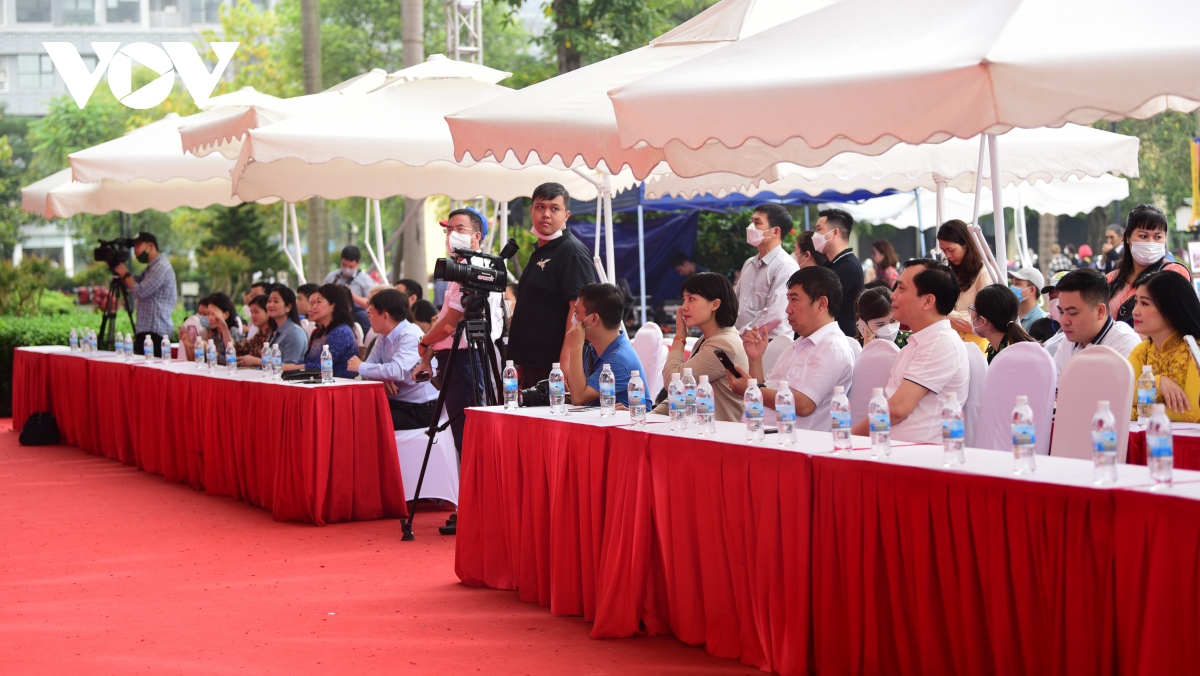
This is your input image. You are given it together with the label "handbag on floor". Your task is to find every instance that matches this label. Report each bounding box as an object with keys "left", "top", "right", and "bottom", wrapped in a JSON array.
[{"left": 19, "top": 412, "right": 60, "bottom": 446}]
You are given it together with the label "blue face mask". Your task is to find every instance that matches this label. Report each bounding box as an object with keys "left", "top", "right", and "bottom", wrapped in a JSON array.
[
  {"left": 1009, "top": 285, "right": 1026, "bottom": 301},
  {"left": 199, "top": 316, "right": 211, "bottom": 329}
]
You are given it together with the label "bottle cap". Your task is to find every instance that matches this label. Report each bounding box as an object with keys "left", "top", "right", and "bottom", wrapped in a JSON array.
[
  {"left": 1143, "top": 365, "right": 1153, "bottom": 372},
  {"left": 834, "top": 386, "right": 844, "bottom": 394},
  {"left": 1098, "top": 400, "right": 1110, "bottom": 408},
  {"left": 747, "top": 378, "right": 757, "bottom": 387},
  {"left": 699, "top": 375, "right": 709, "bottom": 382},
  {"left": 684, "top": 367, "right": 692, "bottom": 374},
  {"left": 552, "top": 362, "right": 560, "bottom": 368},
  {"left": 631, "top": 370, "right": 639, "bottom": 377},
  {"left": 873, "top": 387, "right": 884, "bottom": 395},
  {"left": 506, "top": 360, "right": 513, "bottom": 366},
  {"left": 672, "top": 372, "right": 681, "bottom": 379},
  {"left": 778, "top": 380, "right": 788, "bottom": 389},
  {"left": 1016, "top": 395, "right": 1028, "bottom": 405}
]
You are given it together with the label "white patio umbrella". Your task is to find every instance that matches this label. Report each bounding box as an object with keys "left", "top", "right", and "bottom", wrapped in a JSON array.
[
  {"left": 21, "top": 168, "right": 253, "bottom": 218},
  {"left": 609, "top": 0, "right": 1200, "bottom": 273}
]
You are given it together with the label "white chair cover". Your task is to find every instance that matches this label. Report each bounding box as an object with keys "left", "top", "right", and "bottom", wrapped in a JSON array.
[
  {"left": 301, "top": 318, "right": 315, "bottom": 338},
  {"left": 848, "top": 339, "right": 900, "bottom": 423},
  {"left": 963, "top": 346, "right": 988, "bottom": 447},
  {"left": 352, "top": 322, "right": 366, "bottom": 347},
  {"left": 395, "top": 414, "right": 459, "bottom": 505},
  {"left": 632, "top": 322, "right": 666, "bottom": 398},
  {"left": 973, "top": 342, "right": 1058, "bottom": 454},
  {"left": 845, "top": 335, "right": 862, "bottom": 361},
  {"left": 762, "top": 334, "right": 794, "bottom": 375},
  {"left": 1051, "top": 344, "right": 1135, "bottom": 462}
]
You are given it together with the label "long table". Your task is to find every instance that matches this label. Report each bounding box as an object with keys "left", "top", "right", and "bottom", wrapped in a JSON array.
[
  {"left": 12, "top": 346, "right": 407, "bottom": 525},
  {"left": 457, "top": 406, "right": 1200, "bottom": 675}
]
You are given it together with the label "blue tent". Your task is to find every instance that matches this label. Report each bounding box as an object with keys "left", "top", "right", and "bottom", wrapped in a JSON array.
[{"left": 568, "top": 184, "right": 895, "bottom": 216}]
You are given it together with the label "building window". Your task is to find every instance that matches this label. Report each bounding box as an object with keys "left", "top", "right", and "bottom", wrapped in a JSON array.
[
  {"left": 62, "top": 0, "right": 95, "bottom": 25},
  {"left": 191, "top": 0, "right": 222, "bottom": 25},
  {"left": 106, "top": 0, "right": 140, "bottom": 23},
  {"left": 18, "top": 54, "right": 55, "bottom": 90},
  {"left": 149, "top": 0, "right": 181, "bottom": 27},
  {"left": 16, "top": 0, "right": 52, "bottom": 23},
  {"left": 0, "top": 59, "right": 9, "bottom": 93}
]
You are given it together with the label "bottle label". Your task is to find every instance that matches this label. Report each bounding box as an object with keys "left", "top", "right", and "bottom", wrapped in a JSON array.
[
  {"left": 942, "top": 419, "right": 964, "bottom": 440},
  {"left": 601, "top": 382, "right": 615, "bottom": 397},
  {"left": 745, "top": 401, "right": 763, "bottom": 419},
  {"left": 697, "top": 396, "right": 714, "bottom": 414},
  {"left": 1012, "top": 423, "right": 1035, "bottom": 446},
  {"left": 670, "top": 393, "right": 686, "bottom": 411},
  {"left": 1148, "top": 435, "right": 1173, "bottom": 458},
  {"left": 1093, "top": 430, "right": 1118, "bottom": 454},
  {"left": 777, "top": 404, "right": 795, "bottom": 422},
  {"left": 1138, "top": 388, "right": 1157, "bottom": 406},
  {"left": 831, "top": 410, "right": 851, "bottom": 430},
  {"left": 869, "top": 413, "right": 890, "bottom": 433},
  {"left": 504, "top": 377, "right": 518, "bottom": 393},
  {"left": 322, "top": 358, "right": 333, "bottom": 371},
  {"left": 685, "top": 388, "right": 696, "bottom": 405},
  {"left": 550, "top": 382, "right": 564, "bottom": 396}
]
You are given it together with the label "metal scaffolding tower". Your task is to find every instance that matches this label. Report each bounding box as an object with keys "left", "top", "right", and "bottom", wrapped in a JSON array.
[{"left": 445, "top": 0, "right": 483, "bottom": 64}]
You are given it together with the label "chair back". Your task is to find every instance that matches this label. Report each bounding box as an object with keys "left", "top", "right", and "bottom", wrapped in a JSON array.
[
  {"left": 1050, "top": 344, "right": 1135, "bottom": 462},
  {"left": 963, "top": 346, "right": 988, "bottom": 446},
  {"left": 301, "top": 318, "right": 315, "bottom": 338},
  {"left": 974, "top": 342, "right": 1057, "bottom": 454},
  {"left": 849, "top": 339, "right": 900, "bottom": 422},
  {"left": 845, "top": 335, "right": 862, "bottom": 361},
  {"left": 762, "top": 334, "right": 794, "bottom": 376},
  {"left": 631, "top": 322, "right": 666, "bottom": 398},
  {"left": 352, "top": 322, "right": 366, "bottom": 347}
]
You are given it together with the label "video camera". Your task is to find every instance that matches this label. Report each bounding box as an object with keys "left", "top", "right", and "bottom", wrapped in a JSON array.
[
  {"left": 433, "top": 238, "right": 519, "bottom": 294},
  {"left": 94, "top": 237, "right": 134, "bottom": 270}
]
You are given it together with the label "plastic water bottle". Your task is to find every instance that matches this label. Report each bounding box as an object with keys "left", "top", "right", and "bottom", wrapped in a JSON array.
[
  {"left": 123, "top": 333, "right": 133, "bottom": 361},
  {"left": 271, "top": 344, "right": 282, "bottom": 377},
  {"left": 206, "top": 339, "right": 217, "bottom": 373},
  {"left": 160, "top": 335, "right": 171, "bottom": 365},
  {"left": 503, "top": 360, "right": 519, "bottom": 409},
  {"left": 1147, "top": 403, "right": 1173, "bottom": 487},
  {"left": 144, "top": 334, "right": 154, "bottom": 361},
  {"left": 695, "top": 374, "right": 715, "bottom": 436},
  {"left": 89, "top": 329, "right": 97, "bottom": 352},
  {"left": 831, "top": 386, "right": 852, "bottom": 454},
  {"left": 668, "top": 373, "right": 687, "bottom": 431},
  {"left": 114, "top": 332, "right": 124, "bottom": 357},
  {"left": 261, "top": 346, "right": 272, "bottom": 374},
  {"left": 775, "top": 380, "right": 796, "bottom": 445},
  {"left": 598, "top": 363, "right": 616, "bottom": 417},
  {"left": 1092, "top": 400, "right": 1118, "bottom": 485},
  {"left": 69, "top": 328, "right": 79, "bottom": 352},
  {"left": 941, "top": 392, "right": 965, "bottom": 468},
  {"left": 628, "top": 370, "right": 646, "bottom": 428},
  {"left": 194, "top": 337, "right": 206, "bottom": 368},
  {"left": 548, "top": 362, "right": 565, "bottom": 413},
  {"left": 744, "top": 378, "right": 764, "bottom": 442},
  {"left": 1137, "top": 365, "right": 1156, "bottom": 423},
  {"left": 320, "top": 344, "right": 334, "bottom": 383},
  {"left": 683, "top": 367, "right": 697, "bottom": 424},
  {"left": 868, "top": 387, "right": 891, "bottom": 458},
  {"left": 225, "top": 342, "right": 237, "bottom": 373},
  {"left": 1011, "top": 395, "right": 1036, "bottom": 475}
]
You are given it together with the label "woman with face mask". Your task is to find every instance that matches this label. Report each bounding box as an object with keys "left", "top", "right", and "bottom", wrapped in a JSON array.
[
  {"left": 855, "top": 286, "right": 903, "bottom": 347},
  {"left": 1128, "top": 271, "right": 1200, "bottom": 422},
  {"left": 179, "top": 298, "right": 211, "bottom": 361},
  {"left": 1107, "top": 204, "right": 1193, "bottom": 327},
  {"left": 968, "top": 285, "right": 1037, "bottom": 364},
  {"left": 792, "top": 231, "right": 831, "bottom": 269}
]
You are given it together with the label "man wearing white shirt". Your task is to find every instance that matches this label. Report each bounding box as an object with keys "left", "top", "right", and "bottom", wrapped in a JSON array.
[
  {"left": 852, "top": 259, "right": 970, "bottom": 444},
  {"left": 1051, "top": 268, "right": 1142, "bottom": 377},
  {"left": 730, "top": 267, "right": 854, "bottom": 430},
  {"left": 736, "top": 204, "right": 800, "bottom": 340}
]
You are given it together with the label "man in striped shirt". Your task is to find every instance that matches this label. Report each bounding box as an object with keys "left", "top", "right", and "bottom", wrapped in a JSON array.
[{"left": 113, "top": 232, "right": 177, "bottom": 357}]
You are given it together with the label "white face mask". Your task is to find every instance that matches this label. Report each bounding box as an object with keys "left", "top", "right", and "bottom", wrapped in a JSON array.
[
  {"left": 970, "top": 316, "right": 987, "bottom": 336},
  {"left": 873, "top": 322, "right": 900, "bottom": 341},
  {"left": 340, "top": 265, "right": 356, "bottom": 278},
  {"left": 1047, "top": 297, "right": 1061, "bottom": 322},
  {"left": 241, "top": 304, "right": 251, "bottom": 319},
  {"left": 447, "top": 231, "right": 474, "bottom": 255},
  {"left": 1130, "top": 241, "right": 1166, "bottom": 266},
  {"left": 812, "top": 231, "right": 829, "bottom": 254},
  {"left": 746, "top": 224, "right": 767, "bottom": 247},
  {"left": 532, "top": 225, "right": 563, "bottom": 242}
]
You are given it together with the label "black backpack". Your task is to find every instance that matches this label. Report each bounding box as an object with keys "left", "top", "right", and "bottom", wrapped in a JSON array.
[{"left": 19, "top": 412, "right": 60, "bottom": 446}]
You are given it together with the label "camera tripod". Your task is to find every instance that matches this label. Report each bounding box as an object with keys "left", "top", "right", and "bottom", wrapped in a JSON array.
[
  {"left": 98, "top": 273, "right": 134, "bottom": 352},
  {"left": 401, "top": 287, "right": 502, "bottom": 541}
]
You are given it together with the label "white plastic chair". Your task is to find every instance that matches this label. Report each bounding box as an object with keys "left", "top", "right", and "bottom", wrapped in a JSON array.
[
  {"left": 848, "top": 339, "right": 900, "bottom": 423},
  {"left": 845, "top": 335, "right": 862, "bottom": 361},
  {"left": 395, "top": 413, "right": 459, "bottom": 504},
  {"left": 301, "top": 318, "right": 315, "bottom": 338},
  {"left": 1051, "top": 344, "right": 1135, "bottom": 462},
  {"left": 352, "top": 322, "right": 366, "bottom": 347},
  {"left": 963, "top": 345, "right": 988, "bottom": 447},
  {"left": 631, "top": 322, "right": 666, "bottom": 398},
  {"left": 973, "top": 342, "right": 1057, "bottom": 454},
  {"left": 762, "top": 334, "right": 794, "bottom": 376}
]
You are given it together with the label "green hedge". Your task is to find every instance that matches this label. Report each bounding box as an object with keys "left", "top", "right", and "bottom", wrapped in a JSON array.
[{"left": 0, "top": 308, "right": 189, "bottom": 418}]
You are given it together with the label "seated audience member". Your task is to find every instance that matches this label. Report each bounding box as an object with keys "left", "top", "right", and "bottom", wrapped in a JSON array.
[
  {"left": 969, "top": 284, "right": 1038, "bottom": 363},
  {"left": 179, "top": 296, "right": 212, "bottom": 359},
  {"left": 241, "top": 281, "right": 274, "bottom": 340},
  {"left": 361, "top": 284, "right": 397, "bottom": 355},
  {"left": 559, "top": 283, "right": 645, "bottom": 407},
  {"left": 730, "top": 267, "right": 854, "bottom": 429},
  {"left": 671, "top": 251, "right": 707, "bottom": 277},
  {"left": 190, "top": 292, "right": 243, "bottom": 366},
  {"left": 1027, "top": 317, "right": 1059, "bottom": 343},
  {"left": 1052, "top": 268, "right": 1141, "bottom": 378},
  {"left": 1107, "top": 204, "right": 1192, "bottom": 326},
  {"left": 1008, "top": 267, "right": 1048, "bottom": 332},
  {"left": 792, "top": 230, "right": 830, "bottom": 269},
  {"left": 652, "top": 272, "right": 748, "bottom": 422},
  {"left": 1128, "top": 272, "right": 1200, "bottom": 422},
  {"left": 282, "top": 284, "right": 358, "bottom": 378},
  {"left": 396, "top": 278, "right": 423, "bottom": 308},
  {"left": 850, "top": 259, "right": 970, "bottom": 444},
  {"left": 296, "top": 283, "right": 319, "bottom": 319},
  {"left": 411, "top": 299, "right": 437, "bottom": 334},
  {"left": 856, "top": 285, "right": 902, "bottom": 347},
  {"left": 1039, "top": 271, "right": 1067, "bottom": 355},
  {"left": 238, "top": 286, "right": 307, "bottom": 366},
  {"left": 348, "top": 289, "right": 439, "bottom": 430},
  {"left": 235, "top": 294, "right": 271, "bottom": 358},
  {"left": 871, "top": 240, "right": 900, "bottom": 288}
]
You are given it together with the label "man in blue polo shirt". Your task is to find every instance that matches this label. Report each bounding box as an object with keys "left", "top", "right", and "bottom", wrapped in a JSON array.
[{"left": 559, "top": 283, "right": 644, "bottom": 407}]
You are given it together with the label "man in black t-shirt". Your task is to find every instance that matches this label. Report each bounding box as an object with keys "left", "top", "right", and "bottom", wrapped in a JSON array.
[
  {"left": 508, "top": 183, "right": 598, "bottom": 388},
  {"left": 813, "top": 208, "right": 864, "bottom": 337}
]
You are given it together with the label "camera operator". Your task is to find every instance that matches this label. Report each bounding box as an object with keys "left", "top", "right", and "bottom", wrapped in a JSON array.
[
  {"left": 559, "top": 283, "right": 645, "bottom": 407},
  {"left": 324, "top": 245, "right": 373, "bottom": 334},
  {"left": 112, "top": 232, "right": 176, "bottom": 357},
  {"left": 413, "top": 207, "right": 503, "bottom": 452},
  {"left": 508, "top": 182, "right": 597, "bottom": 388}
]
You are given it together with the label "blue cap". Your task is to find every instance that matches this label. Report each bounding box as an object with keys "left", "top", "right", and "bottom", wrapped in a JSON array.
[{"left": 464, "top": 206, "right": 489, "bottom": 237}]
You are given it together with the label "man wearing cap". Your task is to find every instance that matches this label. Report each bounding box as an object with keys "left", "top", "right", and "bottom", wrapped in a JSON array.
[
  {"left": 1009, "top": 267, "right": 1048, "bottom": 333},
  {"left": 1040, "top": 271, "right": 1068, "bottom": 356},
  {"left": 113, "top": 232, "right": 177, "bottom": 358},
  {"left": 324, "top": 245, "right": 373, "bottom": 332}
]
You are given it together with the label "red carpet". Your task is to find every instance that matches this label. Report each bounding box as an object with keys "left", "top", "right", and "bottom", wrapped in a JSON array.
[{"left": 0, "top": 420, "right": 754, "bottom": 674}]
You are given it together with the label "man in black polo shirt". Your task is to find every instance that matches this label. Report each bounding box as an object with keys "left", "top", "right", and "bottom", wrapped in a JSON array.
[
  {"left": 812, "top": 208, "right": 864, "bottom": 337},
  {"left": 508, "top": 182, "right": 597, "bottom": 388}
]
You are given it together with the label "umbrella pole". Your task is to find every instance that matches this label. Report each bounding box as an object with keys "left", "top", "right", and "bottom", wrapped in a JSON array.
[
  {"left": 637, "top": 203, "right": 646, "bottom": 325},
  {"left": 603, "top": 173, "right": 616, "bottom": 285},
  {"left": 594, "top": 188, "right": 603, "bottom": 254},
  {"left": 935, "top": 176, "right": 946, "bottom": 228},
  {"left": 988, "top": 134, "right": 1008, "bottom": 272},
  {"left": 374, "top": 198, "right": 386, "bottom": 281},
  {"left": 968, "top": 137, "right": 1003, "bottom": 284},
  {"left": 281, "top": 203, "right": 302, "bottom": 279},
  {"left": 289, "top": 203, "right": 306, "bottom": 284},
  {"left": 914, "top": 188, "right": 924, "bottom": 255}
]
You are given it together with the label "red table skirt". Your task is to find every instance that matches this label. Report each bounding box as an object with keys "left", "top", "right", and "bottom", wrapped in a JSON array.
[
  {"left": 1126, "top": 430, "right": 1200, "bottom": 469},
  {"left": 12, "top": 349, "right": 406, "bottom": 525},
  {"left": 457, "top": 409, "right": 1200, "bottom": 676}
]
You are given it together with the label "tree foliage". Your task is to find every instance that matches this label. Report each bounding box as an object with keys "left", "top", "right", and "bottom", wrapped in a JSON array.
[{"left": 199, "top": 245, "right": 253, "bottom": 296}]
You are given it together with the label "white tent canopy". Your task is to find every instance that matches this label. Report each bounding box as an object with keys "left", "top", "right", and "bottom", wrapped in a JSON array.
[
  {"left": 70, "top": 111, "right": 238, "bottom": 184},
  {"left": 20, "top": 168, "right": 262, "bottom": 219},
  {"left": 832, "top": 174, "right": 1130, "bottom": 230}
]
